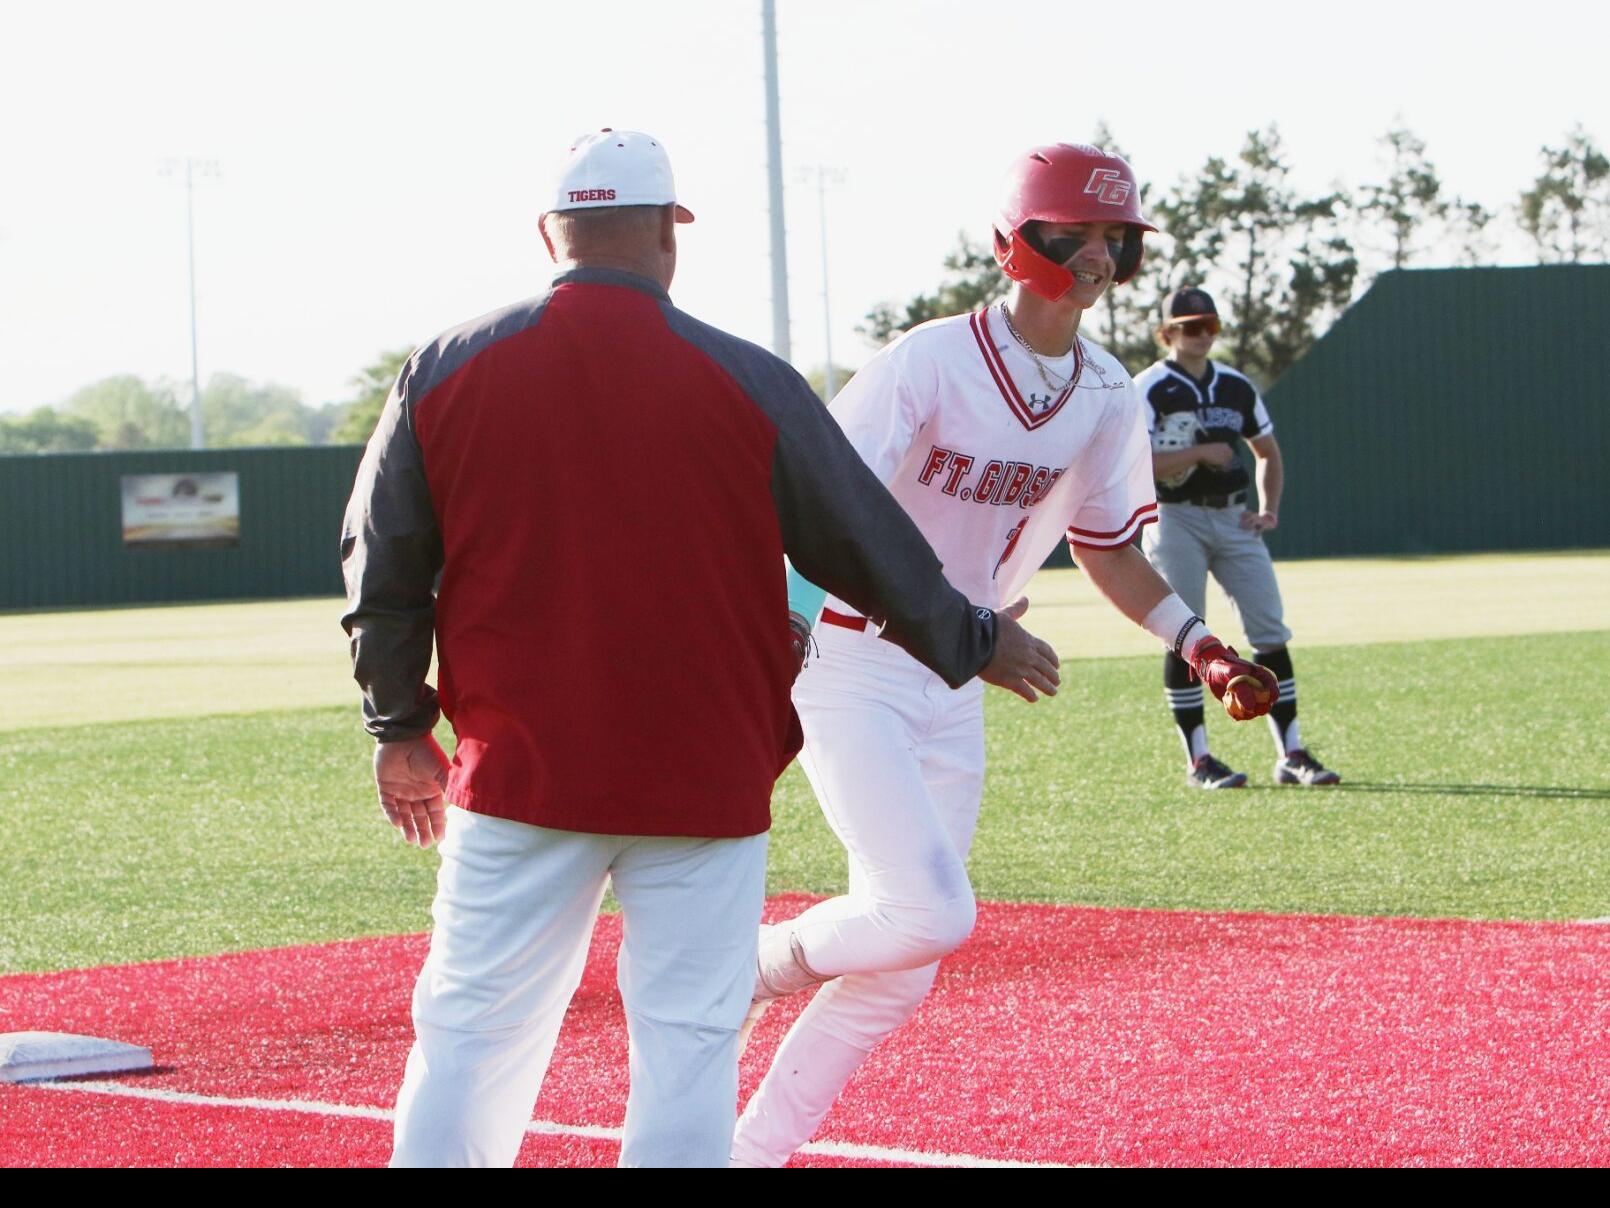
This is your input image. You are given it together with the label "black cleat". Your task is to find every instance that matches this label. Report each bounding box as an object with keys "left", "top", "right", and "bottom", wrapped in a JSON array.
[
  {"left": 1188, "top": 754, "right": 1247, "bottom": 789},
  {"left": 1274, "top": 748, "right": 1341, "bottom": 786}
]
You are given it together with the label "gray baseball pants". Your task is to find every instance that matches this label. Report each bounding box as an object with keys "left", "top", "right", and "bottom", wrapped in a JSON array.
[{"left": 1141, "top": 502, "right": 1293, "bottom": 651}]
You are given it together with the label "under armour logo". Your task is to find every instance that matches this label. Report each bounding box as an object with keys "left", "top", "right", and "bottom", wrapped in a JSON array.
[
  {"left": 1027, "top": 392, "right": 1055, "bottom": 412},
  {"left": 1084, "top": 168, "right": 1131, "bottom": 206}
]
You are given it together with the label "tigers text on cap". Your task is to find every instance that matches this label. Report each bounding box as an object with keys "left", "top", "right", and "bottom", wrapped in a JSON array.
[
  {"left": 1162, "top": 287, "right": 1218, "bottom": 323},
  {"left": 550, "top": 129, "right": 694, "bottom": 222}
]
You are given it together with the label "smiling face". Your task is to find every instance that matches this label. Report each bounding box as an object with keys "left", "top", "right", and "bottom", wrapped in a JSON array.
[{"left": 1026, "top": 220, "right": 1132, "bottom": 309}]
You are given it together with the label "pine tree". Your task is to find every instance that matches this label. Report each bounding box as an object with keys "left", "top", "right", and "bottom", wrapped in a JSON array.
[{"left": 1518, "top": 126, "right": 1610, "bottom": 264}]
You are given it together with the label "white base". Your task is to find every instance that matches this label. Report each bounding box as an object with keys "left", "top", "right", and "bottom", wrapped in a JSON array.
[{"left": 0, "top": 1031, "right": 154, "bottom": 1083}]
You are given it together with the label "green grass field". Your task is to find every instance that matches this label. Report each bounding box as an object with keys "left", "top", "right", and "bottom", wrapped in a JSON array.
[{"left": 3, "top": 553, "right": 1608, "bottom": 974}]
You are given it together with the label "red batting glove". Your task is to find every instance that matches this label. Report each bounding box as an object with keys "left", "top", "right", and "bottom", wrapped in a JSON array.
[{"left": 1185, "top": 636, "right": 1280, "bottom": 721}]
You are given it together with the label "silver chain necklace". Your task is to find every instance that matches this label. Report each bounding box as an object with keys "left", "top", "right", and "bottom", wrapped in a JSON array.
[{"left": 999, "top": 302, "right": 1081, "bottom": 395}]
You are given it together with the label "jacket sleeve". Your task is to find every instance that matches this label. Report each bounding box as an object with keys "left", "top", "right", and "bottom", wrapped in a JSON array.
[
  {"left": 338, "top": 365, "right": 444, "bottom": 742},
  {"left": 768, "top": 365, "right": 996, "bottom": 689}
]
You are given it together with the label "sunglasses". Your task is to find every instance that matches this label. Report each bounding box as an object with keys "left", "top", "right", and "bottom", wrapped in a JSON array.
[
  {"left": 1030, "top": 229, "right": 1127, "bottom": 266},
  {"left": 1171, "top": 318, "right": 1220, "bottom": 337}
]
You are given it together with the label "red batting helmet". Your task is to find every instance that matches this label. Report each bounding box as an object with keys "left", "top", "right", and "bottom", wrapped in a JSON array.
[{"left": 992, "top": 144, "right": 1156, "bottom": 299}]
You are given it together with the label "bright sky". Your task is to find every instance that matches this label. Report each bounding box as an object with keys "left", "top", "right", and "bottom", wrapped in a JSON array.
[{"left": 1, "top": 0, "right": 1605, "bottom": 415}]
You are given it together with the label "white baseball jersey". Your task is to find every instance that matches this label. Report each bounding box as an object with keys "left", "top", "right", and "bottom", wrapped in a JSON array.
[{"left": 821, "top": 305, "right": 1158, "bottom": 617}]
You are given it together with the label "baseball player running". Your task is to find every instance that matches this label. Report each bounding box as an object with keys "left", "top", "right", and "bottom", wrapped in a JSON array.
[
  {"left": 731, "top": 144, "right": 1278, "bottom": 1167},
  {"left": 1136, "top": 287, "right": 1339, "bottom": 788}
]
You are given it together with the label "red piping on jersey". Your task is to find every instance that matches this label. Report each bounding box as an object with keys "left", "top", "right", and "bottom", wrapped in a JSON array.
[
  {"left": 969, "top": 309, "right": 1079, "bottom": 432},
  {"left": 968, "top": 310, "right": 1022, "bottom": 423},
  {"left": 1067, "top": 501, "right": 1158, "bottom": 549}
]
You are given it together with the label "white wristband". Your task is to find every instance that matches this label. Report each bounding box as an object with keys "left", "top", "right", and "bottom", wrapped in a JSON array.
[{"left": 1140, "top": 594, "right": 1212, "bottom": 656}]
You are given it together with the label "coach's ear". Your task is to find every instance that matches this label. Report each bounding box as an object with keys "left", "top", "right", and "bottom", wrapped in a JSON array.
[{"left": 538, "top": 212, "right": 559, "bottom": 264}]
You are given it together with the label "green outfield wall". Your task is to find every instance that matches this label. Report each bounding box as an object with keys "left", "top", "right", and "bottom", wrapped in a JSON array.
[
  {"left": 5, "top": 267, "right": 1607, "bottom": 611},
  {"left": 0, "top": 445, "right": 364, "bottom": 610},
  {"left": 1262, "top": 264, "right": 1610, "bottom": 559}
]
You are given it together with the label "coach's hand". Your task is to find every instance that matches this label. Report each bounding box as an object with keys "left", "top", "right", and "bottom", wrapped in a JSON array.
[
  {"left": 980, "top": 597, "right": 1061, "bottom": 703},
  {"left": 375, "top": 734, "right": 451, "bottom": 848}
]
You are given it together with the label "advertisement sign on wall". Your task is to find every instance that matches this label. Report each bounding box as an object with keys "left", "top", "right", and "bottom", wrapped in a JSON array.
[{"left": 121, "top": 472, "right": 240, "bottom": 549}]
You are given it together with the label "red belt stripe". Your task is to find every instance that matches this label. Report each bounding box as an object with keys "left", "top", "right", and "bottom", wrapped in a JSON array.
[{"left": 819, "top": 608, "right": 870, "bottom": 632}]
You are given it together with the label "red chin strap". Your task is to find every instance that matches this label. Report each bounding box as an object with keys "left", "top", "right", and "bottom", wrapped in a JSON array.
[{"left": 993, "top": 228, "right": 1073, "bottom": 301}]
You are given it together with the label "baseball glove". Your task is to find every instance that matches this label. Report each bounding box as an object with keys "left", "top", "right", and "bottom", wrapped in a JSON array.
[
  {"left": 1185, "top": 635, "right": 1280, "bottom": 721},
  {"left": 1152, "top": 411, "right": 1205, "bottom": 488}
]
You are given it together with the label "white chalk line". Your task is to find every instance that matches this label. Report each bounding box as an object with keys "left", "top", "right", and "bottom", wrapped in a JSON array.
[
  {"left": 28, "top": 1079, "right": 1067, "bottom": 1168},
  {"left": 1579, "top": 916, "right": 1610, "bottom": 925}
]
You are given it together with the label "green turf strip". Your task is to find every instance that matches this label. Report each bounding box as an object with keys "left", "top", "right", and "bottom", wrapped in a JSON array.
[{"left": 3, "top": 631, "right": 1606, "bottom": 973}]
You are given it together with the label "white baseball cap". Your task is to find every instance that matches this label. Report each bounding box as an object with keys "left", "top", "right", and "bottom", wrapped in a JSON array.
[{"left": 549, "top": 128, "right": 694, "bottom": 222}]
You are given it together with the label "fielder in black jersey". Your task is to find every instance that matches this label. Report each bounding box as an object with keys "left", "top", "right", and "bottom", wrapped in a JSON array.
[{"left": 1135, "top": 287, "right": 1339, "bottom": 788}]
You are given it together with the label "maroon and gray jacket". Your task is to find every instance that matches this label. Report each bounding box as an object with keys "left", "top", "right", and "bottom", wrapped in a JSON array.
[{"left": 341, "top": 267, "right": 996, "bottom": 838}]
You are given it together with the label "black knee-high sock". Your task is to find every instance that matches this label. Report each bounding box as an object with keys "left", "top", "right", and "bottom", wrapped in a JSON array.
[
  {"left": 1163, "top": 652, "right": 1206, "bottom": 765},
  {"left": 1255, "top": 646, "right": 1300, "bottom": 755}
]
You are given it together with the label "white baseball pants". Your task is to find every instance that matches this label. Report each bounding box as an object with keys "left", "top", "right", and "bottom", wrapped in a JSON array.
[
  {"left": 391, "top": 806, "right": 767, "bottom": 1168},
  {"left": 731, "top": 623, "right": 985, "bottom": 1167}
]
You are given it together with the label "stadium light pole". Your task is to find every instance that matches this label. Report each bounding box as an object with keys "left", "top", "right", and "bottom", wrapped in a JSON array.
[
  {"left": 160, "top": 157, "right": 220, "bottom": 449},
  {"left": 761, "top": 0, "right": 791, "bottom": 363},
  {"left": 801, "top": 165, "right": 846, "bottom": 397}
]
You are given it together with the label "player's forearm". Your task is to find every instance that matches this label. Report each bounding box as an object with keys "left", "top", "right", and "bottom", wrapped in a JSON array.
[
  {"left": 1255, "top": 444, "right": 1284, "bottom": 514},
  {"left": 1076, "top": 542, "right": 1175, "bottom": 629}
]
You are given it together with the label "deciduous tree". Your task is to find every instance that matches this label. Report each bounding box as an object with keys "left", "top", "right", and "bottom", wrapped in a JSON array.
[
  {"left": 331, "top": 347, "right": 414, "bottom": 444},
  {"left": 61, "top": 375, "right": 188, "bottom": 449},
  {"left": 202, "top": 373, "right": 315, "bottom": 446},
  {"left": 858, "top": 235, "right": 1006, "bottom": 345},
  {"left": 806, "top": 363, "right": 858, "bottom": 403},
  {"left": 0, "top": 407, "right": 99, "bottom": 454}
]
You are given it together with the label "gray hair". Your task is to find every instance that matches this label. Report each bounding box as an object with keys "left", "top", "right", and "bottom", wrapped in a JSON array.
[{"left": 544, "top": 205, "right": 666, "bottom": 257}]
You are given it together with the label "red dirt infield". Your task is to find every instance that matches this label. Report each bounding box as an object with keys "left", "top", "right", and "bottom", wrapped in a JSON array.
[{"left": 2, "top": 896, "right": 1605, "bottom": 1167}]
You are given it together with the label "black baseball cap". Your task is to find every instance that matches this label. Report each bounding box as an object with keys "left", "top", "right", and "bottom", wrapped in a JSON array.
[{"left": 1161, "top": 287, "right": 1218, "bottom": 324}]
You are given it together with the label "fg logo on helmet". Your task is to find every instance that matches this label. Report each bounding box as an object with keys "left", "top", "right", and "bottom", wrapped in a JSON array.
[{"left": 1084, "top": 168, "right": 1132, "bottom": 206}]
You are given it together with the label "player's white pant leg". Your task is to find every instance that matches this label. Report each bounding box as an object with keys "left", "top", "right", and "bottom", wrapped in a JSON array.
[
  {"left": 730, "top": 964, "right": 941, "bottom": 1167},
  {"left": 732, "top": 650, "right": 985, "bottom": 1167},
  {"left": 610, "top": 832, "right": 768, "bottom": 1168},
  {"left": 779, "top": 638, "right": 982, "bottom": 977},
  {"left": 392, "top": 808, "right": 614, "bottom": 1168}
]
